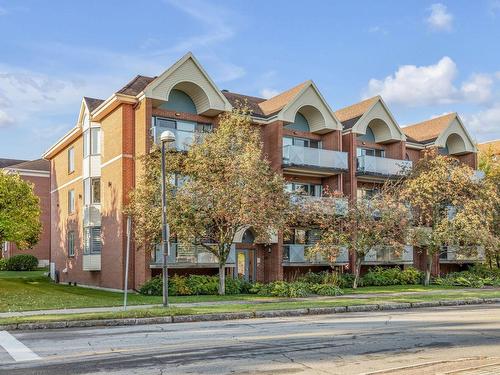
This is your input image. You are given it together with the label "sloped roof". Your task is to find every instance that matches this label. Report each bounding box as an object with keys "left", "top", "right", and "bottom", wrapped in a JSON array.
[
  {"left": 258, "top": 82, "right": 308, "bottom": 116},
  {"left": 117, "top": 75, "right": 156, "bottom": 96},
  {"left": 0, "top": 158, "right": 27, "bottom": 169},
  {"left": 83, "top": 97, "right": 105, "bottom": 112},
  {"left": 334, "top": 96, "right": 379, "bottom": 126},
  {"left": 402, "top": 113, "right": 456, "bottom": 143},
  {"left": 478, "top": 140, "right": 500, "bottom": 155},
  {"left": 8, "top": 159, "right": 50, "bottom": 172},
  {"left": 222, "top": 91, "right": 267, "bottom": 117}
]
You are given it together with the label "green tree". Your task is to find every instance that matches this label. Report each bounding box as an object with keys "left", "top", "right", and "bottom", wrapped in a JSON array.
[
  {"left": 128, "top": 107, "right": 290, "bottom": 295},
  {"left": 0, "top": 171, "right": 41, "bottom": 250},
  {"left": 299, "top": 189, "right": 410, "bottom": 289},
  {"left": 400, "top": 151, "right": 498, "bottom": 285}
]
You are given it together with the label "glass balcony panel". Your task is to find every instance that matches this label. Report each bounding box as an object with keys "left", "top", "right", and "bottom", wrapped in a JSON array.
[
  {"left": 152, "top": 126, "right": 206, "bottom": 151},
  {"left": 283, "top": 244, "right": 348, "bottom": 264},
  {"left": 357, "top": 155, "right": 412, "bottom": 177},
  {"left": 290, "top": 195, "right": 348, "bottom": 216},
  {"left": 152, "top": 243, "right": 236, "bottom": 265},
  {"left": 439, "top": 246, "right": 485, "bottom": 262},
  {"left": 283, "top": 145, "right": 348, "bottom": 170},
  {"left": 364, "top": 246, "right": 413, "bottom": 263}
]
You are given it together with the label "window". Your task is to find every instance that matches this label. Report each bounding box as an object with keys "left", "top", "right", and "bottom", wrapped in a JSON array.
[
  {"left": 357, "top": 148, "right": 385, "bottom": 158},
  {"left": 84, "top": 178, "right": 100, "bottom": 205},
  {"left": 68, "top": 189, "right": 75, "bottom": 214},
  {"left": 285, "top": 183, "right": 322, "bottom": 197},
  {"left": 83, "top": 227, "right": 101, "bottom": 254},
  {"left": 83, "top": 128, "right": 101, "bottom": 157},
  {"left": 283, "top": 136, "right": 321, "bottom": 149},
  {"left": 67, "top": 231, "right": 75, "bottom": 257},
  {"left": 357, "top": 188, "right": 380, "bottom": 200},
  {"left": 152, "top": 117, "right": 212, "bottom": 146},
  {"left": 284, "top": 229, "right": 321, "bottom": 245},
  {"left": 68, "top": 146, "right": 75, "bottom": 173}
]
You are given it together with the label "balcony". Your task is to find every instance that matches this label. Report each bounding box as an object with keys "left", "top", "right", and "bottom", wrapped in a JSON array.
[
  {"left": 282, "top": 145, "right": 348, "bottom": 175},
  {"left": 283, "top": 244, "right": 349, "bottom": 265},
  {"left": 363, "top": 246, "right": 414, "bottom": 264},
  {"left": 152, "top": 243, "right": 236, "bottom": 268},
  {"left": 439, "top": 246, "right": 485, "bottom": 263},
  {"left": 152, "top": 127, "right": 207, "bottom": 151},
  {"left": 357, "top": 155, "right": 412, "bottom": 178},
  {"left": 290, "top": 195, "right": 348, "bottom": 216},
  {"left": 83, "top": 204, "right": 101, "bottom": 227}
]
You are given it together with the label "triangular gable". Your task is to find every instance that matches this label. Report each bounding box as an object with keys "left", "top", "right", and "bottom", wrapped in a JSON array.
[
  {"left": 143, "top": 52, "right": 232, "bottom": 116},
  {"left": 350, "top": 97, "right": 406, "bottom": 142},
  {"left": 77, "top": 99, "right": 90, "bottom": 129},
  {"left": 276, "top": 81, "right": 342, "bottom": 133},
  {"left": 435, "top": 114, "right": 477, "bottom": 154}
]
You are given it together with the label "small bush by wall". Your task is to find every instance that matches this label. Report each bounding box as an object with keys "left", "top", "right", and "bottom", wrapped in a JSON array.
[{"left": 5, "top": 254, "right": 39, "bottom": 271}]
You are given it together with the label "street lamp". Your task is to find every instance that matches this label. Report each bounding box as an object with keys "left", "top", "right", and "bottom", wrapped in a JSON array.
[{"left": 160, "top": 130, "right": 176, "bottom": 307}]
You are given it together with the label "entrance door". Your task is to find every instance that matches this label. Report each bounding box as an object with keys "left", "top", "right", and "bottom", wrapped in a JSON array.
[{"left": 235, "top": 249, "right": 256, "bottom": 282}]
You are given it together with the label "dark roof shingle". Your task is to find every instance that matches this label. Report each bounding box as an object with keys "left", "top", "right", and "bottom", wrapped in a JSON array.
[
  {"left": 0, "top": 158, "right": 28, "bottom": 169},
  {"left": 84, "top": 97, "right": 105, "bottom": 112},
  {"left": 222, "top": 92, "right": 267, "bottom": 117},
  {"left": 8, "top": 159, "right": 50, "bottom": 172},
  {"left": 117, "top": 75, "right": 156, "bottom": 96}
]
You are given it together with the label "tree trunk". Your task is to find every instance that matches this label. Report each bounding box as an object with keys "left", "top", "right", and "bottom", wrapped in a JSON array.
[
  {"left": 218, "top": 263, "right": 226, "bottom": 295},
  {"left": 424, "top": 249, "right": 432, "bottom": 286},
  {"left": 353, "top": 256, "right": 362, "bottom": 289},
  {"left": 496, "top": 253, "right": 500, "bottom": 269}
]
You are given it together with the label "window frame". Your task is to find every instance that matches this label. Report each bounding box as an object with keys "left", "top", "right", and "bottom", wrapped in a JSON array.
[
  {"left": 67, "top": 230, "right": 75, "bottom": 257},
  {"left": 68, "top": 189, "right": 75, "bottom": 214},
  {"left": 68, "top": 146, "right": 75, "bottom": 174}
]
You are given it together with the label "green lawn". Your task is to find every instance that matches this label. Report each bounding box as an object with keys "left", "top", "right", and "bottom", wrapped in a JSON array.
[{"left": 0, "top": 270, "right": 491, "bottom": 314}]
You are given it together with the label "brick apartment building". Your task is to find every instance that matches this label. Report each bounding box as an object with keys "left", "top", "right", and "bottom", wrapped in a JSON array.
[
  {"left": 1, "top": 158, "right": 51, "bottom": 266},
  {"left": 43, "top": 53, "right": 482, "bottom": 290}
]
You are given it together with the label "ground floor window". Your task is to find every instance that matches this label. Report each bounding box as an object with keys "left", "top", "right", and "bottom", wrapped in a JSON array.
[{"left": 83, "top": 227, "right": 102, "bottom": 254}]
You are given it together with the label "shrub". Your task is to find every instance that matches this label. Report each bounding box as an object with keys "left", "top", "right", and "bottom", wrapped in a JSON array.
[
  {"left": 434, "top": 269, "right": 500, "bottom": 288},
  {"left": 256, "top": 281, "right": 311, "bottom": 298},
  {"left": 0, "top": 258, "right": 6, "bottom": 271},
  {"left": 5, "top": 254, "right": 38, "bottom": 271},
  {"left": 362, "top": 267, "right": 423, "bottom": 287},
  {"left": 309, "top": 283, "right": 343, "bottom": 296},
  {"left": 339, "top": 273, "right": 355, "bottom": 288},
  {"left": 139, "top": 274, "right": 254, "bottom": 296}
]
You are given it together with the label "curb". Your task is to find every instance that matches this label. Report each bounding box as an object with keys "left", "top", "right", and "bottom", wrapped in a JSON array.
[{"left": 2, "top": 297, "right": 500, "bottom": 331}]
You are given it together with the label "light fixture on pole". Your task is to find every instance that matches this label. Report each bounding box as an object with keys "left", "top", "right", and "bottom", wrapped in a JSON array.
[{"left": 160, "top": 130, "right": 176, "bottom": 307}]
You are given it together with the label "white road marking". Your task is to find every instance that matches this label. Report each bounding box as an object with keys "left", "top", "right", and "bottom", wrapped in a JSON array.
[{"left": 0, "top": 331, "right": 40, "bottom": 362}]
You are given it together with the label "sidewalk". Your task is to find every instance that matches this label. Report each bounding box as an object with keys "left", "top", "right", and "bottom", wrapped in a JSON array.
[{"left": 2, "top": 287, "right": 499, "bottom": 319}]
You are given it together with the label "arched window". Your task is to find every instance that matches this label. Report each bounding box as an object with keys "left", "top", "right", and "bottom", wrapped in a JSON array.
[
  {"left": 242, "top": 229, "right": 255, "bottom": 244},
  {"left": 160, "top": 89, "right": 197, "bottom": 114},
  {"left": 284, "top": 113, "right": 310, "bottom": 132},
  {"left": 357, "top": 125, "right": 376, "bottom": 142}
]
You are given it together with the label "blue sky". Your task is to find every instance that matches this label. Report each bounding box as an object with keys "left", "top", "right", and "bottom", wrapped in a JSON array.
[{"left": 1, "top": 0, "right": 499, "bottom": 160}]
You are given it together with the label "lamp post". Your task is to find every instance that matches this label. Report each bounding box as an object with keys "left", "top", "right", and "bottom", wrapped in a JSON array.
[{"left": 160, "top": 130, "right": 176, "bottom": 307}]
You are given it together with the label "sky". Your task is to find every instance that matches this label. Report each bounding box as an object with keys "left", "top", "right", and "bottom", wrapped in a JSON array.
[{"left": 0, "top": 0, "right": 500, "bottom": 160}]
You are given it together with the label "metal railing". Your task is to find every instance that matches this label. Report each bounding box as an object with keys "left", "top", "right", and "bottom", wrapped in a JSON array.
[
  {"left": 283, "top": 145, "right": 348, "bottom": 171},
  {"left": 290, "top": 195, "right": 348, "bottom": 216},
  {"left": 83, "top": 204, "right": 101, "bottom": 227},
  {"left": 152, "top": 127, "right": 207, "bottom": 151},
  {"left": 364, "top": 246, "right": 414, "bottom": 263},
  {"left": 152, "top": 243, "right": 236, "bottom": 266},
  {"left": 357, "top": 155, "right": 412, "bottom": 177},
  {"left": 283, "top": 244, "right": 349, "bottom": 264},
  {"left": 439, "top": 246, "right": 485, "bottom": 262}
]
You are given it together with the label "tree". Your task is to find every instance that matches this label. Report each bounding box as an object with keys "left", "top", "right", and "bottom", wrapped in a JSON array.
[
  {"left": 167, "top": 107, "right": 289, "bottom": 295},
  {"left": 128, "top": 108, "right": 289, "bottom": 295},
  {"left": 0, "top": 171, "right": 41, "bottom": 250},
  {"left": 400, "top": 150, "right": 498, "bottom": 285},
  {"left": 477, "top": 148, "right": 500, "bottom": 268},
  {"left": 300, "top": 189, "right": 410, "bottom": 289}
]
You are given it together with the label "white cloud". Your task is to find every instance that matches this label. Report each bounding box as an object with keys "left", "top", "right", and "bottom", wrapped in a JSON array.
[
  {"left": 461, "top": 74, "right": 494, "bottom": 103},
  {"left": 0, "top": 7, "right": 7, "bottom": 16},
  {"left": 365, "top": 57, "right": 458, "bottom": 106},
  {"left": 489, "top": 0, "right": 500, "bottom": 17},
  {"left": 260, "top": 88, "right": 280, "bottom": 99},
  {"left": 462, "top": 102, "right": 500, "bottom": 140},
  {"left": 368, "top": 26, "right": 388, "bottom": 35},
  {"left": 0, "top": 109, "right": 14, "bottom": 127},
  {"left": 426, "top": 3, "right": 453, "bottom": 32},
  {"left": 365, "top": 57, "right": 496, "bottom": 106},
  {"left": 495, "top": 72, "right": 500, "bottom": 80}
]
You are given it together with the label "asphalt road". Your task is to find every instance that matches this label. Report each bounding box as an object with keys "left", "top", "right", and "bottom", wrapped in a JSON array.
[{"left": 1, "top": 304, "right": 500, "bottom": 374}]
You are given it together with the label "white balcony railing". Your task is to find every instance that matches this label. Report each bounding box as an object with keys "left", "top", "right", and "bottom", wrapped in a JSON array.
[
  {"left": 152, "top": 243, "right": 236, "bottom": 266},
  {"left": 364, "top": 245, "right": 414, "bottom": 263},
  {"left": 152, "top": 127, "right": 207, "bottom": 151},
  {"left": 283, "top": 145, "right": 348, "bottom": 171},
  {"left": 290, "top": 195, "right": 348, "bottom": 216},
  {"left": 83, "top": 204, "right": 101, "bottom": 227},
  {"left": 357, "top": 155, "right": 412, "bottom": 177},
  {"left": 439, "top": 246, "right": 485, "bottom": 263},
  {"left": 283, "top": 244, "right": 349, "bottom": 264}
]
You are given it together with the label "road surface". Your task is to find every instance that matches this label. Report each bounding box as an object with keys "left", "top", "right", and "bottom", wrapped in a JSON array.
[{"left": 1, "top": 304, "right": 500, "bottom": 374}]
